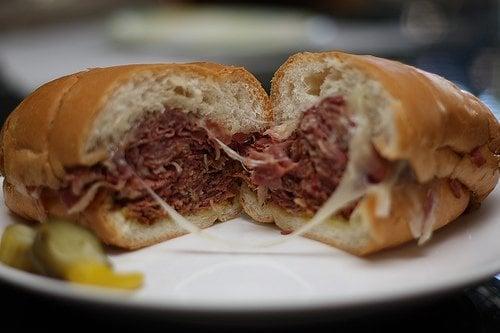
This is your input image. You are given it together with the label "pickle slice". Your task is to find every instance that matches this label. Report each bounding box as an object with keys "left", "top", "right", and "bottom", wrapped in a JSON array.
[
  {"left": 65, "top": 262, "right": 143, "bottom": 290},
  {"left": 31, "top": 219, "right": 110, "bottom": 278},
  {"left": 0, "top": 224, "right": 37, "bottom": 271}
]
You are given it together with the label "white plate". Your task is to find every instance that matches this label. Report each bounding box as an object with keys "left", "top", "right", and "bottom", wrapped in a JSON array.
[{"left": 0, "top": 181, "right": 499, "bottom": 314}]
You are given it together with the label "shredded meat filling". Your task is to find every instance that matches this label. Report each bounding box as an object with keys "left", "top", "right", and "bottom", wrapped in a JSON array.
[
  {"left": 62, "top": 108, "right": 243, "bottom": 224},
  {"left": 243, "top": 96, "right": 390, "bottom": 217}
]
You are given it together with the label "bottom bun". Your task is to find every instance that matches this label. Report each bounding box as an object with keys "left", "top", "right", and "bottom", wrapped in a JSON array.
[
  {"left": 3, "top": 179, "right": 241, "bottom": 249},
  {"left": 3, "top": 181, "right": 47, "bottom": 221},
  {"left": 83, "top": 193, "right": 241, "bottom": 249},
  {"left": 240, "top": 179, "right": 470, "bottom": 255},
  {"left": 239, "top": 183, "right": 275, "bottom": 223}
]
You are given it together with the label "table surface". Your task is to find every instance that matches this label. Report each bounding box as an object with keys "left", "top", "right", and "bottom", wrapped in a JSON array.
[{"left": 1, "top": 277, "right": 499, "bottom": 331}]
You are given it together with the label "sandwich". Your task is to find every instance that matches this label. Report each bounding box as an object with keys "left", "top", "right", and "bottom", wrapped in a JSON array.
[
  {"left": 240, "top": 52, "right": 500, "bottom": 255},
  {"left": 0, "top": 63, "right": 270, "bottom": 249},
  {"left": 1, "top": 53, "right": 498, "bottom": 256}
]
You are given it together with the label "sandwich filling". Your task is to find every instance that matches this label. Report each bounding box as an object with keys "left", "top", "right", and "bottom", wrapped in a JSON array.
[
  {"left": 241, "top": 96, "right": 391, "bottom": 218},
  {"left": 61, "top": 107, "right": 244, "bottom": 224},
  {"left": 59, "top": 96, "right": 392, "bottom": 223}
]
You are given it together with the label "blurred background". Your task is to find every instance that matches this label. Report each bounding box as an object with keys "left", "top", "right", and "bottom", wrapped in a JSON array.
[
  {"left": 0, "top": 0, "right": 499, "bottom": 330},
  {"left": 0, "top": 0, "right": 499, "bottom": 126}
]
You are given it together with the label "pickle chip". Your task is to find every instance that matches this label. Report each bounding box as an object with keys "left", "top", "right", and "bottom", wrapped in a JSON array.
[
  {"left": 31, "top": 219, "right": 110, "bottom": 278},
  {"left": 65, "top": 262, "right": 143, "bottom": 290},
  {"left": 0, "top": 224, "right": 37, "bottom": 271},
  {"left": 3, "top": 219, "right": 143, "bottom": 290}
]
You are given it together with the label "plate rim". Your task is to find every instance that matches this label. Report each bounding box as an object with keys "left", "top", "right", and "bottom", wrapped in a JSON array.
[{"left": 0, "top": 253, "right": 499, "bottom": 314}]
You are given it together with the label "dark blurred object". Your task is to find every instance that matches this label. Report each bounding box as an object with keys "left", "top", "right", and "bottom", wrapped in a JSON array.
[
  {"left": 470, "top": 49, "right": 500, "bottom": 93},
  {"left": 0, "top": 74, "right": 21, "bottom": 124},
  {"left": 408, "top": 0, "right": 499, "bottom": 101},
  {"left": 466, "top": 278, "right": 500, "bottom": 331},
  {"left": 189, "top": 0, "right": 405, "bottom": 19},
  {"left": 0, "top": 0, "right": 140, "bottom": 30},
  {"left": 400, "top": 0, "right": 497, "bottom": 47},
  {"left": 0, "top": 277, "right": 499, "bottom": 332}
]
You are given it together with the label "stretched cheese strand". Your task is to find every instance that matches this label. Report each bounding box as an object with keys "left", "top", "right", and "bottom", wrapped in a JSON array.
[
  {"left": 213, "top": 138, "right": 292, "bottom": 168},
  {"left": 133, "top": 175, "right": 246, "bottom": 248},
  {"left": 255, "top": 112, "right": 378, "bottom": 246}
]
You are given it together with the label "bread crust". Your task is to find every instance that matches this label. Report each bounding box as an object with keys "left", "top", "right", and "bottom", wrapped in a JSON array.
[
  {"left": 3, "top": 181, "right": 46, "bottom": 221},
  {"left": 1, "top": 73, "right": 82, "bottom": 190}
]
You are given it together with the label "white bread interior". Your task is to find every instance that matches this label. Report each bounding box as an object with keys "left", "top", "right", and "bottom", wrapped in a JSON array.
[
  {"left": 269, "top": 54, "right": 395, "bottom": 142},
  {"left": 86, "top": 65, "right": 270, "bottom": 155}
]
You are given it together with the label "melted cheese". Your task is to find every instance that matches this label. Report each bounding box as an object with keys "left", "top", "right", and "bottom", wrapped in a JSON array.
[
  {"left": 257, "top": 111, "right": 382, "bottom": 246},
  {"left": 213, "top": 138, "right": 247, "bottom": 165},
  {"left": 407, "top": 189, "right": 424, "bottom": 239},
  {"left": 405, "top": 183, "right": 437, "bottom": 245},
  {"left": 121, "top": 101, "right": 391, "bottom": 248},
  {"left": 67, "top": 181, "right": 108, "bottom": 214},
  {"left": 67, "top": 90, "right": 440, "bottom": 249},
  {"left": 116, "top": 92, "right": 402, "bottom": 249},
  {"left": 263, "top": 121, "right": 298, "bottom": 140},
  {"left": 419, "top": 190, "right": 437, "bottom": 245}
]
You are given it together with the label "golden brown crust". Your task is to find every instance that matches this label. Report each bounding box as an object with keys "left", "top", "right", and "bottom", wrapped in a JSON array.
[
  {"left": 3, "top": 181, "right": 46, "bottom": 221},
  {"left": 349, "top": 178, "right": 470, "bottom": 255},
  {"left": 1, "top": 73, "right": 82, "bottom": 189}
]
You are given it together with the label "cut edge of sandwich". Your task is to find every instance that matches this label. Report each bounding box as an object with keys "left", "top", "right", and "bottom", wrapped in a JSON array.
[{"left": 241, "top": 51, "right": 499, "bottom": 255}]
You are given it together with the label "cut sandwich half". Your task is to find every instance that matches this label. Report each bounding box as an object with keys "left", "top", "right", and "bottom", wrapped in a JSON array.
[
  {"left": 240, "top": 52, "right": 500, "bottom": 255},
  {"left": 1, "top": 63, "right": 270, "bottom": 249}
]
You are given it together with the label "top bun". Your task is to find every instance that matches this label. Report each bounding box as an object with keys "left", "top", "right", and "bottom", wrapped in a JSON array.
[{"left": 1, "top": 62, "right": 271, "bottom": 191}]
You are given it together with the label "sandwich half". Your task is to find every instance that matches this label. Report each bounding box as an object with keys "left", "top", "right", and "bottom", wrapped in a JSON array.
[
  {"left": 0, "top": 63, "right": 270, "bottom": 249},
  {"left": 240, "top": 52, "right": 500, "bottom": 255},
  {"left": 2, "top": 53, "right": 498, "bottom": 256}
]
